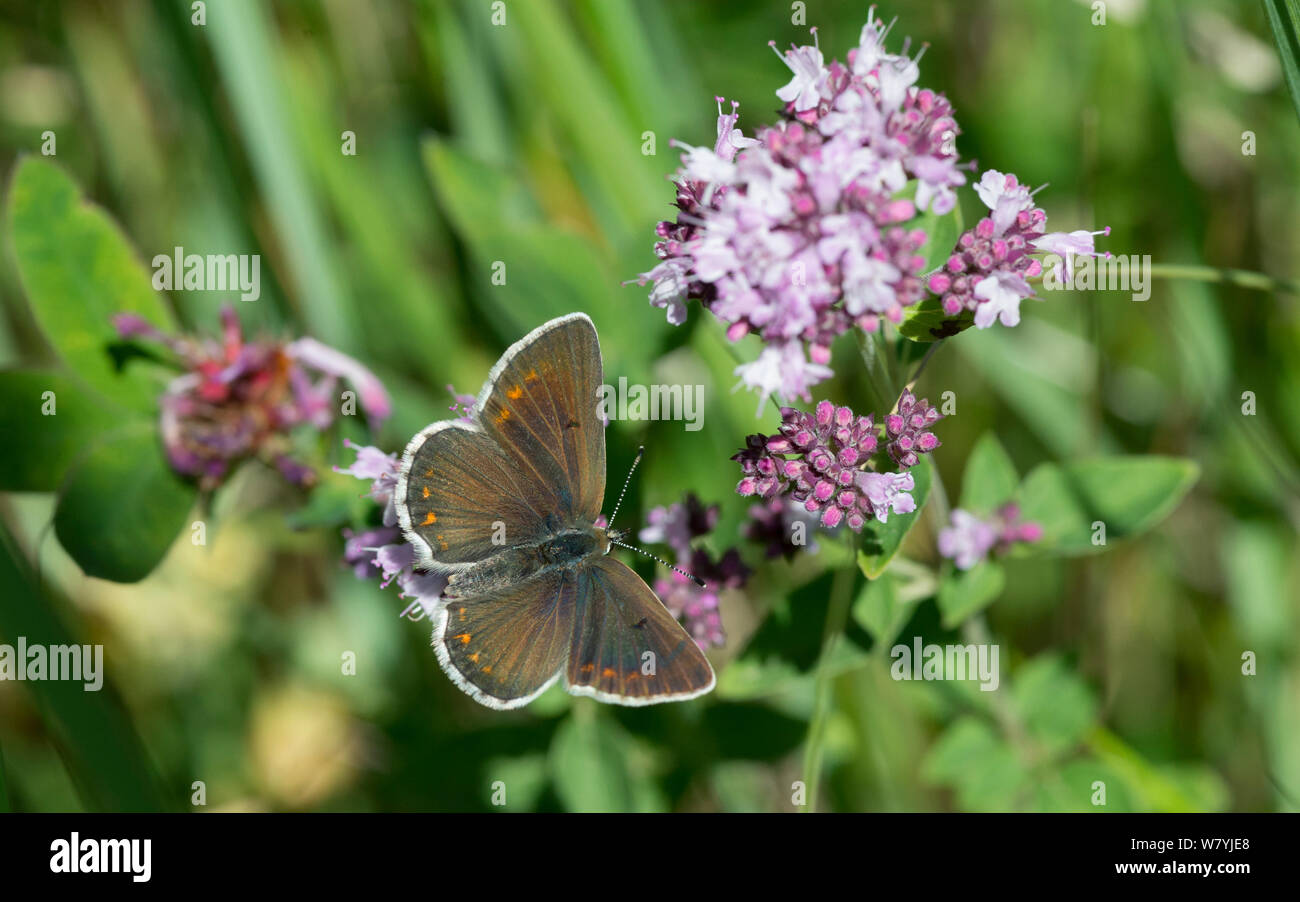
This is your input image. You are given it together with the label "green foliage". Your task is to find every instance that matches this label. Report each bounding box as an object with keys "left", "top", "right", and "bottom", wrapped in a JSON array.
[
  {"left": 52, "top": 426, "right": 195, "bottom": 583},
  {"left": 0, "top": 536, "right": 165, "bottom": 810},
  {"left": 958, "top": 433, "right": 1019, "bottom": 513},
  {"left": 1016, "top": 457, "right": 1199, "bottom": 555},
  {"left": 1264, "top": 0, "right": 1300, "bottom": 125},
  {"left": 898, "top": 194, "right": 965, "bottom": 342},
  {"left": 0, "top": 0, "right": 1291, "bottom": 815},
  {"left": 937, "top": 561, "right": 1005, "bottom": 628},
  {"left": 7, "top": 158, "right": 174, "bottom": 413},
  {"left": 0, "top": 370, "right": 122, "bottom": 492}
]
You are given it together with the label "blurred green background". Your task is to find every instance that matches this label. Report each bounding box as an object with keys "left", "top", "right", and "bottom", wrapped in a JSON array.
[{"left": 0, "top": 0, "right": 1297, "bottom": 812}]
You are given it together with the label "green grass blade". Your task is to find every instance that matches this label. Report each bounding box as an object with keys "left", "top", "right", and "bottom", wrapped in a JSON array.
[
  {"left": 0, "top": 528, "right": 166, "bottom": 811},
  {"left": 1264, "top": 0, "right": 1300, "bottom": 125},
  {"left": 203, "top": 0, "right": 358, "bottom": 349}
]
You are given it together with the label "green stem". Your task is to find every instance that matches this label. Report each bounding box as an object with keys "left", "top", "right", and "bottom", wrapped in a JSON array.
[
  {"left": 906, "top": 338, "right": 945, "bottom": 388},
  {"left": 799, "top": 529, "right": 859, "bottom": 812},
  {"left": 1147, "top": 264, "right": 1300, "bottom": 296}
]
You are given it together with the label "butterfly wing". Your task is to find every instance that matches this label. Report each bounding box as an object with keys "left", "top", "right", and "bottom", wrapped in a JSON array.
[
  {"left": 475, "top": 313, "right": 605, "bottom": 525},
  {"left": 397, "top": 421, "right": 556, "bottom": 570},
  {"left": 396, "top": 314, "right": 604, "bottom": 570},
  {"left": 566, "top": 557, "right": 715, "bottom": 705},
  {"left": 434, "top": 568, "right": 577, "bottom": 710}
]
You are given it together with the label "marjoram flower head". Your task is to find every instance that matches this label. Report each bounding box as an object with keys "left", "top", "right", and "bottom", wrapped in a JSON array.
[
  {"left": 113, "top": 306, "right": 391, "bottom": 490},
  {"left": 631, "top": 9, "right": 1108, "bottom": 411},
  {"left": 336, "top": 441, "right": 447, "bottom": 620},
  {"left": 733, "top": 394, "right": 936, "bottom": 532},
  {"left": 639, "top": 493, "right": 751, "bottom": 650},
  {"left": 938, "top": 503, "right": 1043, "bottom": 570}
]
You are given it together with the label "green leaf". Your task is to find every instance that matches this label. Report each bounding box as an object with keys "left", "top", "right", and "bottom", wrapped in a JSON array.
[
  {"left": 897, "top": 297, "right": 975, "bottom": 343},
  {"left": 1087, "top": 727, "right": 1230, "bottom": 812},
  {"left": 957, "top": 323, "right": 1099, "bottom": 458},
  {"left": 549, "top": 708, "right": 664, "bottom": 812},
  {"left": 898, "top": 191, "right": 965, "bottom": 342},
  {"left": 854, "top": 328, "right": 901, "bottom": 418},
  {"left": 858, "top": 457, "right": 932, "bottom": 579},
  {"left": 1016, "top": 456, "right": 1198, "bottom": 555},
  {"left": 482, "top": 754, "right": 548, "bottom": 811},
  {"left": 1264, "top": 0, "right": 1300, "bottom": 127},
  {"left": 0, "top": 370, "right": 132, "bottom": 491},
  {"left": 7, "top": 158, "right": 175, "bottom": 413},
  {"left": 423, "top": 138, "right": 663, "bottom": 371},
  {"left": 922, "top": 715, "right": 1026, "bottom": 811},
  {"left": 851, "top": 570, "right": 902, "bottom": 642},
  {"left": 53, "top": 426, "right": 196, "bottom": 583},
  {"left": 1012, "top": 655, "right": 1097, "bottom": 755},
  {"left": 958, "top": 432, "right": 1019, "bottom": 513},
  {"left": 937, "top": 560, "right": 1006, "bottom": 628}
]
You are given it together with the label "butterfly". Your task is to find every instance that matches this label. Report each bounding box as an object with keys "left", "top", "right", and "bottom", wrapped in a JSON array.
[{"left": 394, "top": 313, "right": 715, "bottom": 709}]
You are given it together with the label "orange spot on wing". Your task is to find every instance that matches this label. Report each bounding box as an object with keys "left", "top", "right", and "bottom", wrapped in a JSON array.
[
  {"left": 483, "top": 666, "right": 492, "bottom": 674},
  {"left": 457, "top": 606, "right": 466, "bottom": 621},
  {"left": 455, "top": 633, "right": 471, "bottom": 645},
  {"left": 468, "top": 653, "right": 479, "bottom": 663},
  {"left": 495, "top": 407, "right": 511, "bottom": 424},
  {"left": 422, "top": 511, "right": 437, "bottom": 525},
  {"left": 422, "top": 486, "right": 430, "bottom": 499},
  {"left": 424, "top": 468, "right": 433, "bottom": 478},
  {"left": 580, "top": 663, "right": 594, "bottom": 674},
  {"left": 524, "top": 369, "right": 539, "bottom": 382},
  {"left": 626, "top": 672, "right": 638, "bottom": 681},
  {"left": 437, "top": 534, "right": 448, "bottom": 550},
  {"left": 506, "top": 385, "right": 522, "bottom": 399},
  {"left": 601, "top": 668, "right": 617, "bottom": 679}
]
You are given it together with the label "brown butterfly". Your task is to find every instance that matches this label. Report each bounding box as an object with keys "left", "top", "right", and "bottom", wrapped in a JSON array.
[{"left": 394, "top": 314, "right": 715, "bottom": 709}]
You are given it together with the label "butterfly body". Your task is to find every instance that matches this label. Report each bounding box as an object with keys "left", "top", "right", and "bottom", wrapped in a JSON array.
[
  {"left": 441, "top": 526, "right": 606, "bottom": 600},
  {"left": 394, "top": 314, "right": 715, "bottom": 709}
]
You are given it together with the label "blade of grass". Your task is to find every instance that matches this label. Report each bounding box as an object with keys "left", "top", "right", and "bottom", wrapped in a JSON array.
[
  {"left": 1264, "top": 0, "right": 1300, "bottom": 125},
  {"left": 0, "top": 526, "right": 166, "bottom": 811},
  {"left": 204, "top": 0, "right": 358, "bottom": 349}
]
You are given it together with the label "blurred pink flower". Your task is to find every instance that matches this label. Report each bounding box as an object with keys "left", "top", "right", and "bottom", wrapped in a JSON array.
[{"left": 113, "top": 306, "right": 391, "bottom": 489}]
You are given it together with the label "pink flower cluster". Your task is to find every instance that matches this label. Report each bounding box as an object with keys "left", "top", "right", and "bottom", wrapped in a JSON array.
[
  {"left": 633, "top": 11, "right": 1110, "bottom": 411},
  {"left": 639, "top": 494, "right": 750, "bottom": 650},
  {"left": 633, "top": 12, "right": 962, "bottom": 410},
  {"left": 113, "top": 306, "right": 390, "bottom": 489},
  {"left": 336, "top": 440, "right": 447, "bottom": 620},
  {"left": 733, "top": 395, "right": 939, "bottom": 531},
  {"left": 937, "top": 503, "right": 1043, "bottom": 570}
]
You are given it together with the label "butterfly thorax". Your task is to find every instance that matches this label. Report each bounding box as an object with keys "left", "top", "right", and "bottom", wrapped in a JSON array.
[{"left": 444, "top": 526, "right": 607, "bottom": 600}]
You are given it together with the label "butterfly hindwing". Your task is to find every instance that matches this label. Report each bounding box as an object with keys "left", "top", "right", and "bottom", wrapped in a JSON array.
[
  {"left": 476, "top": 313, "right": 605, "bottom": 525},
  {"left": 435, "top": 568, "right": 577, "bottom": 710},
  {"left": 566, "top": 557, "right": 715, "bottom": 705}
]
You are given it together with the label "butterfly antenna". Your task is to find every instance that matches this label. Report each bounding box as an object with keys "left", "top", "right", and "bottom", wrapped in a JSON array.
[
  {"left": 605, "top": 446, "right": 707, "bottom": 589},
  {"left": 609, "top": 539, "right": 706, "bottom": 589},
  {"left": 605, "top": 445, "right": 644, "bottom": 532}
]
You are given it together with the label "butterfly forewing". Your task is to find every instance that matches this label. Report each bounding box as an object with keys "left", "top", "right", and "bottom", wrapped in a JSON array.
[
  {"left": 436, "top": 568, "right": 577, "bottom": 709},
  {"left": 566, "top": 557, "right": 715, "bottom": 705},
  {"left": 476, "top": 314, "right": 605, "bottom": 525},
  {"left": 398, "top": 423, "right": 556, "bottom": 569}
]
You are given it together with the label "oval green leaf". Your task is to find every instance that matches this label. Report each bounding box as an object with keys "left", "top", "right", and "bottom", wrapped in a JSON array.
[
  {"left": 53, "top": 427, "right": 196, "bottom": 583},
  {"left": 7, "top": 158, "right": 176, "bottom": 413}
]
